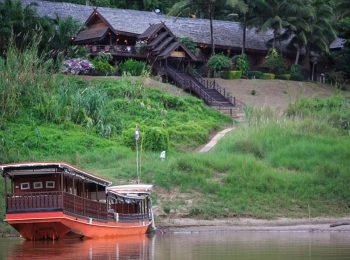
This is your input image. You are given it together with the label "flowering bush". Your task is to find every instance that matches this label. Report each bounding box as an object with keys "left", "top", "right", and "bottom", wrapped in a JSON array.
[{"left": 61, "top": 58, "right": 94, "bottom": 75}]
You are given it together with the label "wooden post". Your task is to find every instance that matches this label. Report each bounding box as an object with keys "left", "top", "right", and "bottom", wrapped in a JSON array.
[
  {"left": 73, "top": 176, "right": 75, "bottom": 214},
  {"left": 4, "top": 173, "right": 7, "bottom": 210},
  {"left": 95, "top": 183, "right": 98, "bottom": 202},
  {"left": 83, "top": 180, "right": 85, "bottom": 216}
]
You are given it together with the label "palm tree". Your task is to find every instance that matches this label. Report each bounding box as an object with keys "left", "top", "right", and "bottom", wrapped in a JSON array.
[
  {"left": 248, "top": 0, "right": 303, "bottom": 49},
  {"left": 278, "top": 0, "right": 314, "bottom": 64},
  {"left": 0, "top": 0, "right": 54, "bottom": 55},
  {"left": 50, "top": 14, "right": 84, "bottom": 60},
  {"left": 227, "top": 0, "right": 248, "bottom": 53},
  {"left": 168, "top": 0, "right": 242, "bottom": 55},
  {"left": 334, "top": 0, "right": 350, "bottom": 19},
  {"left": 303, "top": 0, "right": 336, "bottom": 77}
]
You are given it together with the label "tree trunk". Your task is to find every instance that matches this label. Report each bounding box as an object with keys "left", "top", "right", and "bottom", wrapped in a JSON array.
[
  {"left": 209, "top": 7, "right": 215, "bottom": 55},
  {"left": 305, "top": 47, "right": 311, "bottom": 80},
  {"left": 295, "top": 46, "right": 300, "bottom": 64},
  {"left": 242, "top": 12, "right": 246, "bottom": 54}
]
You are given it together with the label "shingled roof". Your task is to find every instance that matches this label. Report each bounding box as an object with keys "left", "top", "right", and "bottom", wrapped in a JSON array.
[
  {"left": 21, "top": 0, "right": 275, "bottom": 52},
  {"left": 74, "top": 24, "right": 109, "bottom": 43}
]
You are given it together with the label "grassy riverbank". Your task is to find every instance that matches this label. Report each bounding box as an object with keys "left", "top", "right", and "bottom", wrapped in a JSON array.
[{"left": 1, "top": 44, "right": 350, "bottom": 236}]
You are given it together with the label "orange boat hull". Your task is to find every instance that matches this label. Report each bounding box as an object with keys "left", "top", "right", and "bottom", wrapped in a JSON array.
[{"left": 6, "top": 211, "right": 151, "bottom": 240}]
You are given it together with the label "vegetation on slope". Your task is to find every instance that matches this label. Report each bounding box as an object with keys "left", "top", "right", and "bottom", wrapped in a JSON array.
[{"left": 1, "top": 39, "right": 350, "bottom": 236}]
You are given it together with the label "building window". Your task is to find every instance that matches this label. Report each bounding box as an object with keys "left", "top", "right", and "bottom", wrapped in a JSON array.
[
  {"left": 33, "top": 182, "right": 43, "bottom": 189},
  {"left": 20, "top": 182, "right": 30, "bottom": 190},
  {"left": 46, "top": 181, "right": 55, "bottom": 188}
]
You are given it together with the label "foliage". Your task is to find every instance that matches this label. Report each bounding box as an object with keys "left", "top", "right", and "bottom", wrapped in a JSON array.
[
  {"left": 122, "top": 126, "right": 169, "bottom": 152},
  {"left": 66, "top": 45, "right": 90, "bottom": 59},
  {"left": 247, "top": 71, "right": 262, "bottom": 79},
  {"left": 118, "top": 58, "right": 149, "bottom": 76},
  {"left": 275, "top": 74, "right": 290, "bottom": 80},
  {"left": 61, "top": 58, "right": 94, "bottom": 75},
  {"left": 0, "top": 37, "right": 56, "bottom": 121},
  {"left": 262, "top": 73, "right": 275, "bottom": 80},
  {"left": 251, "top": 89, "right": 256, "bottom": 95},
  {"left": 0, "top": 0, "right": 53, "bottom": 55},
  {"left": 50, "top": 13, "right": 84, "bottom": 60},
  {"left": 229, "top": 70, "right": 242, "bottom": 79},
  {"left": 290, "top": 75, "right": 304, "bottom": 81},
  {"left": 259, "top": 48, "right": 287, "bottom": 75},
  {"left": 331, "top": 17, "right": 350, "bottom": 81},
  {"left": 94, "top": 52, "right": 113, "bottom": 63},
  {"left": 207, "top": 53, "right": 231, "bottom": 72},
  {"left": 177, "top": 36, "right": 196, "bottom": 53},
  {"left": 232, "top": 53, "right": 250, "bottom": 75},
  {"left": 91, "top": 60, "right": 115, "bottom": 74},
  {"left": 289, "top": 64, "right": 301, "bottom": 76}
]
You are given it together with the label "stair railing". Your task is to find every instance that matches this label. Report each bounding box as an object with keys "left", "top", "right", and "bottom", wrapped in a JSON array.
[
  {"left": 187, "top": 67, "right": 237, "bottom": 107},
  {"left": 164, "top": 66, "right": 219, "bottom": 106}
]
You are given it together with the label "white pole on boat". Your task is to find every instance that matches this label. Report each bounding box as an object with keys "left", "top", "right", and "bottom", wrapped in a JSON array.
[{"left": 134, "top": 124, "right": 140, "bottom": 183}]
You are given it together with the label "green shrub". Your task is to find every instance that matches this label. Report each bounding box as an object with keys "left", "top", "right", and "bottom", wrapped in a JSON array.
[
  {"left": 251, "top": 90, "right": 256, "bottom": 95},
  {"left": 177, "top": 37, "right": 196, "bottom": 53},
  {"left": 259, "top": 48, "right": 287, "bottom": 74},
  {"left": 220, "top": 70, "right": 230, "bottom": 79},
  {"left": 92, "top": 60, "right": 114, "bottom": 74},
  {"left": 232, "top": 53, "right": 250, "bottom": 76},
  {"left": 290, "top": 64, "right": 301, "bottom": 76},
  {"left": 118, "top": 59, "right": 149, "bottom": 76},
  {"left": 95, "top": 52, "right": 113, "bottom": 63},
  {"left": 207, "top": 53, "right": 232, "bottom": 72},
  {"left": 247, "top": 71, "right": 262, "bottom": 79},
  {"left": 229, "top": 70, "right": 242, "bottom": 79},
  {"left": 121, "top": 126, "right": 169, "bottom": 152},
  {"left": 275, "top": 74, "right": 291, "bottom": 80},
  {"left": 290, "top": 75, "right": 304, "bottom": 81},
  {"left": 262, "top": 73, "right": 275, "bottom": 80}
]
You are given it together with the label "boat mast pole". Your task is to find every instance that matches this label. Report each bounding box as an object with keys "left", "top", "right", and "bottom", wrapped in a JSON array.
[{"left": 134, "top": 124, "right": 140, "bottom": 184}]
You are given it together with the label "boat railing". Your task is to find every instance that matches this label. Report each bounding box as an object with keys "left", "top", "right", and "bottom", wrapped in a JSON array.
[
  {"left": 5, "top": 191, "right": 108, "bottom": 220},
  {"left": 6, "top": 191, "right": 62, "bottom": 211},
  {"left": 107, "top": 212, "right": 149, "bottom": 222},
  {"left": 63, "top": 192, "right": 108, "bottom": 220}
]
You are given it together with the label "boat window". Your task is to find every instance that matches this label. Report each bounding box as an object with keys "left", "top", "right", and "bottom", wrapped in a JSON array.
[
  {"left": 46, "top": 181, "right": 55, "bottom": 188},
  {"left": 20, "top": 182, "right": 30, "bottom": 190},
  {"left": 34, "top": 182, "right": 43, "bottom": 189}
]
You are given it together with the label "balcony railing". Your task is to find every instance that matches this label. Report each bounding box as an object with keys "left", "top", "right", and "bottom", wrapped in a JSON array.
[{"left": 84, "top": 44, "right": 147, "bottom": 55}]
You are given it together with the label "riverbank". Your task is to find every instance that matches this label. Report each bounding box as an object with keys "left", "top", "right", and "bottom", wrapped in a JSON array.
[{"left": 154, "top": 216, "right": 350, "bottom": 233}]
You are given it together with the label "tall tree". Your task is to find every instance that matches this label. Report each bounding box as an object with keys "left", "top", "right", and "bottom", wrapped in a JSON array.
[
  {"left": 168, "top": 0, "right": 242, "bottom": 55},
  {"left": 278, "top": 0, "right": 314, "bottom": 64},
  {"left": 227, "top": 0, "right": 248, "bottom": 53},
  {"left": 50, "top": 14, "right": 84, "bottom": 60},
  {"left": 303, "top": 0, "right": 336, "bottom": 77},
  {"left": 334, "top": 0, "right": 350, "bottom": 19},
  {"left": 248, "top": 0, "right": 301, "bottom": 49}
]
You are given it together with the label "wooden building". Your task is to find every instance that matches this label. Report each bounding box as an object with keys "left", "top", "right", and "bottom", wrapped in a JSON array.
[{"left": 19, "top": 0, "right": 339, "bottom": 79}]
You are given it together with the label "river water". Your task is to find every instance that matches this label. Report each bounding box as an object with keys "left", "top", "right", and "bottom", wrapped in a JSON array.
[{"left": 1, "top": 231, "right": 349, "bottom": 259}]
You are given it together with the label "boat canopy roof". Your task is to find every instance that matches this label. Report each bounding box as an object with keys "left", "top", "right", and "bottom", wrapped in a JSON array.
[
  {"left": 107, "top": 184, "right": 152, "bottom": 202},
  {"left": 0, "top": 162, "right": 112, "bottom": 187}
]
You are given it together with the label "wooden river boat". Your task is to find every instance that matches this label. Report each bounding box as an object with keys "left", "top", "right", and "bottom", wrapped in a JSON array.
[{"left": 0, "top": 162, "right": 154, "bottom": 240}]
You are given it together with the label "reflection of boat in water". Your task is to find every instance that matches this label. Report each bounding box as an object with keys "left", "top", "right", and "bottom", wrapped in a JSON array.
[
  {"left": 0, "top": 162, "right": 154, "bottom": 240},
  {"left": 5, "top": 234, "right": 154, "bottom": 260}
]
